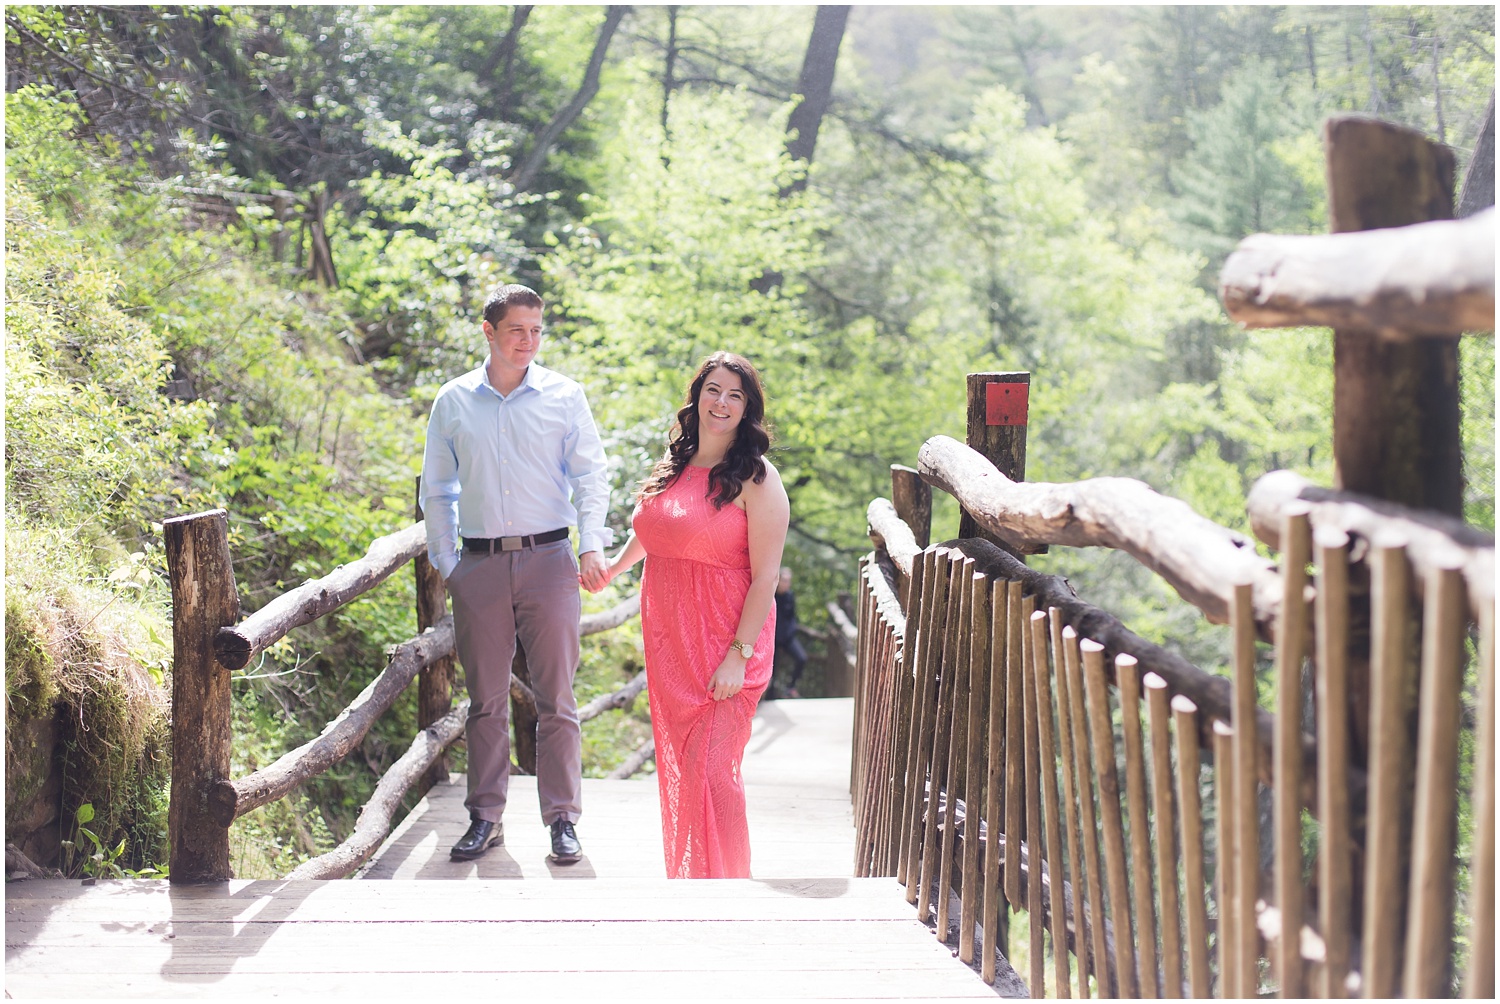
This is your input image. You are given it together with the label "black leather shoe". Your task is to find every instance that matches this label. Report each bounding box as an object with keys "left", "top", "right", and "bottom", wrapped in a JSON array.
[
  {"left": 549, "top": 819, "right": 582, "bottom": 864},
  {"left": 450, "top": 817, "right": 503, "bottom": 861}
]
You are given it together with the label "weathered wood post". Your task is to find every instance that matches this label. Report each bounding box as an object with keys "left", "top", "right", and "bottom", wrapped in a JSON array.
[
  {"left": 890, "top": 464, "right": 931, "bottom": 550},
  {"left": 960, "top": 372, "right": 1043, "bottom": 559},
  {"left": 414, "top": 479, "right": 454, "bottom": 795},
  {"left": 1323, "top": 118, "right": 1460, "bottom": 971},
  {"left": 1325, "top": 117, "right": 1462, "bottom": 515},
  {"left": 163, "top": 510, "right": 240, "bottom": 883}
]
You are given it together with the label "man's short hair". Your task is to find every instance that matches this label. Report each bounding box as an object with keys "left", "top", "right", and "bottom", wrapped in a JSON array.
[{"left": 483, "top": 284, "right": 544, "bottom": 326}]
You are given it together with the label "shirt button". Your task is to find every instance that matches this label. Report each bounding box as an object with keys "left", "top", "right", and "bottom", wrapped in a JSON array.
[
  {"left": 505, "top": 490, "right": 511, "bottom": 495},
  {"left": 507, "top": 521, "right": 513, "bottom": 526}
]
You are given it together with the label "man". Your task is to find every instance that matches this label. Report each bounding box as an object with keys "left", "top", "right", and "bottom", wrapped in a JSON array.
[
  {"left": 421, "top": 283, "right": 612, "bottom": 864},
  {"left": 773, "top": 566, "right": 807, "bottom": 699}
]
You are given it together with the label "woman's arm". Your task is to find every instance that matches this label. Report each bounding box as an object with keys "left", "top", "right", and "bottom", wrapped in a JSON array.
[
  {"left": 590, "top": 532, "right": 647, "bottom": 593},
  {"left": 708, "top": 462, "right": 790, "bottom": 700}
]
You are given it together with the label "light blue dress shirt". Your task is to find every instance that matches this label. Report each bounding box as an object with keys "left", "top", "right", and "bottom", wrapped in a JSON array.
[{"left": 421, "top": 360, "right": 614, "bottom": 580}]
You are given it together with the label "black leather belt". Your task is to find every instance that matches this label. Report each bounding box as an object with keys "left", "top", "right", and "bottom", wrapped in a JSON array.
[{"left": 462, "top": 528, "right": 570, "bottom": 554}]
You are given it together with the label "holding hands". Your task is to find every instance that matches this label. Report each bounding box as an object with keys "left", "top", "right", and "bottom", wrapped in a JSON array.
[{"left": 577, "top": 551, "right": 610, "bottom": 592}]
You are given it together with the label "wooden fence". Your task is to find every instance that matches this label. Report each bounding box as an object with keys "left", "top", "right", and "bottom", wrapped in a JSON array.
[
  {"left": 849, "top": 116, "right": 1494, "bottom": 999},
  {"left": 162, "top": 486, "right": 642, "bottom": 883}
]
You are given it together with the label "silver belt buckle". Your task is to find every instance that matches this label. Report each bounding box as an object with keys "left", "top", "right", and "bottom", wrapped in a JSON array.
[{"left": 500, "top": 536, "right": 524, "bottom": 552}]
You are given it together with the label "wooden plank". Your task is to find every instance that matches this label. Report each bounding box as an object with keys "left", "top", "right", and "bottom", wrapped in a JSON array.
[
  {"left": 907, "top": 549, "right": 950, "bottom": 907},
  {"left": 1004, "top": 579, "right": 1026, "bottom": 908},
  {"left": 1022, "top": 595, "right": 1045, "bottom": 996},
  {"left": 899, "top": 548, "right": 938, "bottom": 892},
  {"left": 1273, "top": 509, "right": 1311, "bottom": 998},
  {"left": 1031, "top": 610, "right": 1071, "bottom": 997},
  {"left": 981, "top": 577, "right": 1009, "bottom": 985},
  {"left": 1401, "top": 565, "right": 1466, "bottom": 997},
  {"left": 918, "top": 553, "right": 962, "bottom": 924},
  {"left": 959, "top": 570, "right": 991, "bottom": 965},
  {"left": 1053, "top": 611, "right": 1092, "bottom": 998},
  {"left": 3, "top": 967, "right": 999, "bottom": 1001},
  {"left": 1117, "top": 653, "right": 1158, "bottom": 997},
  {"left": 1213, "top": 720, "right": 1237, "bottom": 999},
  {"left": 1230, "top": 581, "right": 1260, "bottom": 998},
  {"left": 6, "top": 879, "right": 928, "bottom": 923},
  {"left": 4, "top": 938, "right": 993, "bottom": 975},
  {"left": 1065, "top": 627, "right": 1110, "bottom": 996},
  {"left": 1314, "top": 527, "right": 1353, "bottom": 998},
  {"left": 1466, "top": 604, "right": 1496, "bottom": 999},
  {"left": 888, "top": 558, "right": 921, "bottom": 877},
  {"left": 1002, "top": 570, "right": 1026, "bottom": 906},
  {"left": 3, "top": 917, "right": 976, "bottom": 950},
  {"left": 936, "top": 557, "right": 975, "bottom": 934},
  {"left": 1145, "top": 673, "right": 1182, "bottom": 998},
  {"left": 1082, "top": 639, "right": 1137, "bottom": 997},
  {"left": 1172, "top": 695, "right": 1211, "bottom": 999},
  {"left": 1362, "top": 540, "right": 1414, "bottom": 998}
]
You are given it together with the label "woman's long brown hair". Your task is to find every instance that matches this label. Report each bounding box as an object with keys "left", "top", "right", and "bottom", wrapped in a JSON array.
[{"left": 636, "top": 351, "right": 771, "bottom": 509}]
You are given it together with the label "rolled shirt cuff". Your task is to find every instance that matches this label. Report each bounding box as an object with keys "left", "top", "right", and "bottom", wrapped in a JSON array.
[{"left": 434, "top": 550, "right": 460, "bottom": 581}]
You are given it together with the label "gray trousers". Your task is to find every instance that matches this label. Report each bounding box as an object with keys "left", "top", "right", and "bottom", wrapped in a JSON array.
[{"left": 447, "top": 539, "right": 582, "bottom": 825}]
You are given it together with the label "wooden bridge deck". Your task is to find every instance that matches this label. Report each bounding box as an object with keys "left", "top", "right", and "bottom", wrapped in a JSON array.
[{"left": 6, "top": 699, "right": 1004, "bottom": 1000}]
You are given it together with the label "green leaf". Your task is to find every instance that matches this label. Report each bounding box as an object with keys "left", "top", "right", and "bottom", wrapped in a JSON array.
[{"left": 75, "top": 803, "right": 95, "bottom": 825}]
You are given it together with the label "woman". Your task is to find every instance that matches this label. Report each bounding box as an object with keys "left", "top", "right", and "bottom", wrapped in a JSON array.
[{"left": 594, "top": 351, "right": 789, "bottom": 878}]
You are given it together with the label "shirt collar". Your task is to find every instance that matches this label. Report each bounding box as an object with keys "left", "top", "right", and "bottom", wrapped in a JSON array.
[{"left": 477, "top": 357, "right": 542, "bottom": 399}]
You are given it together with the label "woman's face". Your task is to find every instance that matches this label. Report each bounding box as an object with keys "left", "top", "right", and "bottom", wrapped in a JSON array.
[{"left": 697, "top": 366, "right": 747, "bottom": 438}]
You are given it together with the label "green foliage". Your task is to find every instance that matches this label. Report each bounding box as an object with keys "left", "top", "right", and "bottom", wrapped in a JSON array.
[{"left": 1171, "top": 59, "right": 1322, "bottom": 275}]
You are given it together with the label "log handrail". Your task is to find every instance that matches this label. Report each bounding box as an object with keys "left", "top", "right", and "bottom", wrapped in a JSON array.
[
  {"left": 289, "top": 699, "right": 470, "bottom": 880},
  {"left": 1249, "top": 469, "right": 1495, "bottom": 619},
  {"left": 915, "top": 435, "right": 1283, "bottom": 641},
  {"left": 214, "top": 523, "right": 428, "bottom": 670},
  {"left": 209, "top": 617, "right": 456, "bottom": 826},
  {"left": 1219, "top": 208, "right": 1496, "bottom": 338},
  {"left": 578, "top": 669, "right": 646, "bottom": 722},
  {"left": 210, "top": 590, "right": 646, "bottom": 827},
  {"left": 580, "top": 592, "right": 642, "bottom": 635},
  {"left": 866, "top": 503, "right": 1354, "bottom": 810}
]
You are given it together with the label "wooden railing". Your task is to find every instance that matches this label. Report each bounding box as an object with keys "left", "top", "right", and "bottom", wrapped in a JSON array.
[
  {"left": 163, "top": 490, "right": 642, "bottom": 883},
  {"left": 850, "top": 115, "right": 1494, "bottom": 999}
]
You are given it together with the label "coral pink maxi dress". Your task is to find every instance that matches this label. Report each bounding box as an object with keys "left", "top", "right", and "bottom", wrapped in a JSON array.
[{"left": 631, "top": 464, "right": 775, "bottom": 878}]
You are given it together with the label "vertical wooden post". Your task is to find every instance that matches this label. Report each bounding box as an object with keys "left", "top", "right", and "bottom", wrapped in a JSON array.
[
  {"left": 891, "top": 464, "right": 932, "bottom": 550},
  {"left": 415, "top": 479, "right": 454, "bottom": 795},
  {"left": 1325, "top": 116, "right": 1462, "bottom": 515},
  {"left": 1274, "top": 508, "right": 1312, "bottom": 998},
  {"left": 1315, "top": 527, "right": 1354, "bottom": 999},
  {"left": 1230, "top": 582, "right": 1260, "bottom": 998},
  {"left": 163, "top": 510, "right": 239, "bottom": 883},
  {"left": 961, "top": 372, "right": 1042, "bottom": 558}
]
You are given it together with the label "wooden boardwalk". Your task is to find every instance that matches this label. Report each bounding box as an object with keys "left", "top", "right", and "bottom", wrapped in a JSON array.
[{"left": 6, "top": 699, "right": 1003, "bottom": 1000}]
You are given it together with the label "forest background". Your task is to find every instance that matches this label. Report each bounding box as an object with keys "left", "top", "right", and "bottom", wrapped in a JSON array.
[{"left": 5, "top": 4, "right": 1494, "bottom": 878}]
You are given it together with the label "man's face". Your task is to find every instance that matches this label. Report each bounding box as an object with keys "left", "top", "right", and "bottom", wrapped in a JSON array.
[{"left": 484, "top": 304, "right": 544, "bottom": 373}]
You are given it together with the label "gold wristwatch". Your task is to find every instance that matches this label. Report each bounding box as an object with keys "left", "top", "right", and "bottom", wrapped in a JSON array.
[{"left": 730, "top": 638, "right": 755, "bottom": 659}]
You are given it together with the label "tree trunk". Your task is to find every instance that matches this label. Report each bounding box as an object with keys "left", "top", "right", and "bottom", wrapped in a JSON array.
[
  {"left": 510, "top": 5, "right": 629, "bottom": 193},
  {"left": 1458, "top": 89, "right": 1496, "bottom": 219},
  {"left": 782, "top": 5, "right": 850, "bottom": 195},
  {"left": 482, "top": 4, "right": 533, "bottom": 118}
]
